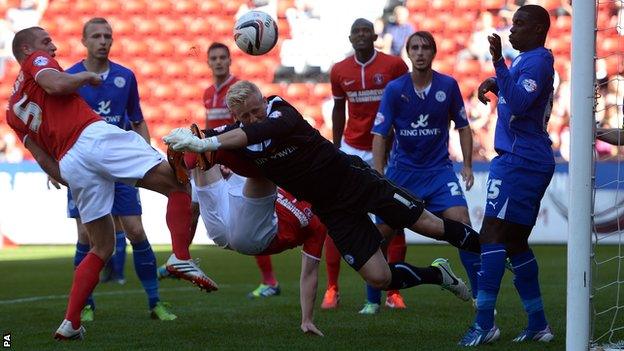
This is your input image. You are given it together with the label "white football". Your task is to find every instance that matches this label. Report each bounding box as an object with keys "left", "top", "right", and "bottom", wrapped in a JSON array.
[{"left": 233, "top": 11, "right": 278, "bottom": 56}]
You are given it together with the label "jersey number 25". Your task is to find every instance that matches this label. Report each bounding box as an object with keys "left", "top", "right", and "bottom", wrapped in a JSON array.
[{"left": 13, "top": 94, "right": 43, "bottom": 133}]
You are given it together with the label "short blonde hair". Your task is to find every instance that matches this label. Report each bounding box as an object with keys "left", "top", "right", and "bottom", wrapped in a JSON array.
[{"left": 226, "top": 80, "right": 262, "bottom": 110}]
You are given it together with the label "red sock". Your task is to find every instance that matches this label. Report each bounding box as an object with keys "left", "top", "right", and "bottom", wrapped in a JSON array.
[
  {"left": 387, "top": 232, "right": 407, "bottom": 296},
  {"left": 255, "top": 255, "right": 277, "bottom": 286},
  {"left": 387, "top": 232, "right": 407, "bottom": 263},
  {"left": 166, "top": 191, "right": 192, "bottom": 260},
  {"left": 324, "top": 236, "right": 341, "bottom": 290},
  {"left": 65, "top": 253, "right": 104, "bottom": 329}
]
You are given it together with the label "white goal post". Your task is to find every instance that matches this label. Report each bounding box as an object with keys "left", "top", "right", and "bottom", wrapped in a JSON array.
[{"left": 567, "top": 0, "right": 596, "bottom": 350}]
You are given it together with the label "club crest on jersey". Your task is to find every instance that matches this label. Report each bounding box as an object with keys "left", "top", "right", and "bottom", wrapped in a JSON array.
[
  {"left": 435, "top": 91, "right": 446, "bottom": 102},
  {"left": 373, "top": 73, "right": 384, "bottom": 85},
  {"left": 268, "top": 110, "right": 282, "bottom": 119},
  {"left": 522, "top": 79, "right": 537, "bottom": 93},
  {"left": 114, "top": 76, "right": 126, "bottom": 88},
  {"left": 374, "top": 112, "right": 384, "bottom": 126},
  {"left": 33, "top": 56, "right": 48, "bottom": 66}
]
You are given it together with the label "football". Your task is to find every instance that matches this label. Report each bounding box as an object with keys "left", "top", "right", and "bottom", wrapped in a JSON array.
[{"left": 233, "top": 11, "right": 278, "bottom": 56}]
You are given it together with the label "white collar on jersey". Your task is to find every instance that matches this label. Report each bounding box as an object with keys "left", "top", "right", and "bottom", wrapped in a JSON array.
[{"left": 413, "top": 81, "right": 432, "bottom": 100}]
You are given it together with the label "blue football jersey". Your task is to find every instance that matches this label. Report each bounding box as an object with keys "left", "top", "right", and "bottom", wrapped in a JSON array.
[
  {"left": 372, "top": 71, "right": 469, "bottom": 171},
  {"left": 493, "top": 47, "right": 554, "bottom": 164},
  {"left": 66, "top": 61, "right": 143, "bottom": 130}
]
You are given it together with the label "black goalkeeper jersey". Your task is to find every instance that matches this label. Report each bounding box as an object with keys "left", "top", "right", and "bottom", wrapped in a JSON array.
[{"left": 208, "top": 96, "right": 355, "bottom": 208}]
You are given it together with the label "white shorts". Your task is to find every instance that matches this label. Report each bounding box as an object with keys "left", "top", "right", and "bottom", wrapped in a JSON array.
[
  {"left": 340, "top": 139, "right": 373, "bottom": 166},
  {"left": 59, "top": 121, "right": 163, "bottom": 223},
  {"left": 195, "top": 176, "right": 277, "bottom": 255}
]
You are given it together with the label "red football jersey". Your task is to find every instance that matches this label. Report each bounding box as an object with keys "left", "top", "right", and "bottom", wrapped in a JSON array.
[
  {"left": 274, "top": 188, "right": 326, "bottom": 259},
  {"left": 6, "top": 51, "right": 102, "bottom": 161},
  {"left": 203, "top": 75, "right": 239, "bottom": 129},
  {"left": 330, "top": 51, "right": 408, "bottom": 150}
]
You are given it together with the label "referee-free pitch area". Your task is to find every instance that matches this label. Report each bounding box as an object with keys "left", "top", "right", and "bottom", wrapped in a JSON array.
[{"left": 1, "top": 244, "right": 569, "bottom": 350}]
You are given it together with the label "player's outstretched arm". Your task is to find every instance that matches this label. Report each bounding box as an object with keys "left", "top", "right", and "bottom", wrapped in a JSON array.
[
  {"left": 164, "top": 127, "right": 249, "bottom": 152},
  {"left": 36, "top": 70, "right": 101, "bottom": 95},
  {"left": 300, "top": 254, "right": 323, "bottom": 336},
  {"left": 24, "top": 137, "right": 66, "bottom": 186}
]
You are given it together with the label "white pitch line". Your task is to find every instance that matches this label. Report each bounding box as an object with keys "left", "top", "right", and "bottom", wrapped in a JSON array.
[{"left": 0, "top": 286, "right": 209, "bottom": 305}]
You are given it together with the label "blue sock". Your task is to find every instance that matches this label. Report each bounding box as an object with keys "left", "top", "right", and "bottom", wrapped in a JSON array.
[
  {"left": 475, "top": 243, "right": 506, "bottom": 330},
  {"left": 459, "top": 249, "right": 481, "bottom": 299},
  {"left": 74, "top": 242, "right": 95, "bottom": 309},
  {"left": 365, "top": 284, "right": 381, "bottom": 304},
  {"left": 113, "top": 232, "right": 127, "bottom": 279},
  {"left": 510, "top": 250, "right": 548, "bottom": 331},
  {"left": 132, "top": 239, "right": 160, "bottom": 309}
]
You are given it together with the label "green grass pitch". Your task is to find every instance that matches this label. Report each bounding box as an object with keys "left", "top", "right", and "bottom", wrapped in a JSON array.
[{"left": 0, "top": 244, "right": 573, "bottom": 350}]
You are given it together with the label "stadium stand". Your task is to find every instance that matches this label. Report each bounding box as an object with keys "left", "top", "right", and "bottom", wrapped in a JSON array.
[{"left": 0, "top": 0, "right": 619, "bottom": 163}]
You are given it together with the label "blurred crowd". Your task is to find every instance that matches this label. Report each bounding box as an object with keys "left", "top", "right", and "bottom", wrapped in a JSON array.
[{"left": 0, "top": 0, "right": 622, "bottom": 163}]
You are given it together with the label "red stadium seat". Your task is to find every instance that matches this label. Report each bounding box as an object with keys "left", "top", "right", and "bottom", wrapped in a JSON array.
[
  {"left": 135, "top": 60, "right": 161, "bottom": 79},
  {"left": 158, "top": 17, "right": 186, "bottom": 37},
  {"left": 198, "top": 1, "right": 220, "bottom": 15},
  {"left": 483, "top": 0, "right": 505, "bottom": 11},
  {"left": 455, "top": 0, "right": 481, "bottom": 11},
  {"left": 152, "top": 85, "right": 177, "bottom": 102},
  {"left": 73, "top": 0, "right": 97, "bottom": 16},
  {"left": 406, "top": 0, "right": 428, "bottom": 13},
  {"left": 164, "top": 62, "right": 189, "bottom": 79},
  {"left": 109, "top": 17, "right": 135, "bottom": 37},
  {"left": 133, "top": 19, "right": 160, "bottom": 36},
  {"left": 261, "top": 83, "right": 285, "bottom": 97},
  {"left": 149, "top": 0, "right": 172, "bottom": 14},
  {"left": 431, "top": 0, "right": 454, "bottom": 13},
  {"left": 285, "top": 83, "right": 311, "bottom": 103},
  {"left": 55, "top": 17, "right": 82, "bottom": 36},
  {"left": 419, "top": 17, "right": 444, "bottom": 34},
  {"left": 99, "top": 1, "right": 123, "bottom": 15},
  {"left": 119, "top": 38, "right": 149, "bottom": 58},
  {"left": 312, "top": 83, "right": 332, "bottom": 101},
  {"left": 147, "top": 40, "right": 176, "bottom": 58},
  {"left": 455, "top": 59, "right": 481, "bottom": 79},
  {"left": 173, "top": 0, "right": 197, "bottom": 15},
  {"left": 122, "top": 0, "right": 146, "bottom": 16}
]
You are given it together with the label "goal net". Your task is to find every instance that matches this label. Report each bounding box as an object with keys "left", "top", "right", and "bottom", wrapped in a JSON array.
[{"left": 589, "top": 0, "right": 624, "bottom": 350}]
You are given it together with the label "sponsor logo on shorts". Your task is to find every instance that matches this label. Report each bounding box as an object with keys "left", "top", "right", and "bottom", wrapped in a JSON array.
[
  {"left": 393, "top": 193, "right": 416, "bottom": 209},
  {"left": 114, "top": 76, "right": 126, "bottom": 88},
  {"left": 435, "top": 90, "right": 446, "bottom": 102},
  {"left": 33, "top": 56, "right": 48, "bottom": 66},
  {"left": 344, "top": 254, "right": 355, "bottom": 266}
]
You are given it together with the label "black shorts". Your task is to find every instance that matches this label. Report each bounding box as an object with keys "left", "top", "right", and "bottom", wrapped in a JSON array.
[{"left": 314, "top": 156, "right": 425, "bottom": 270}]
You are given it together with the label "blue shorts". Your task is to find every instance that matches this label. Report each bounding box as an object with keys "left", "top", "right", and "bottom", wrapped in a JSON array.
[
  {"left": 376, "top": 166, "right": 467, "bottom": 224},
  {"left": 483, "top": 153, "right": 554, "bottom": 226},
  {"left": 67, "top": 182, "right": 142, "bottom": 218}
]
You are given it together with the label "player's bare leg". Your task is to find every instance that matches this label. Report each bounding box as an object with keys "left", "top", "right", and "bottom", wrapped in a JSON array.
[
  {"left": 136, "top": 161, "right": 218, "bottom": 292},
  {"left": 55, "top": 215, "right": 114, "bottom": 340}
]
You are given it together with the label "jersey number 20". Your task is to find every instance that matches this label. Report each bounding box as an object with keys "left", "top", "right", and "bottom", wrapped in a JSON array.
[{"left": 13, "top": 94, "right": 42, "bottom": 133}]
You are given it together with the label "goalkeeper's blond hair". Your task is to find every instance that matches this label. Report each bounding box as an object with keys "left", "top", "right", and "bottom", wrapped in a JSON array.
[{"left": 226, "top": 80, "right": 262, "bottom": 110}]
